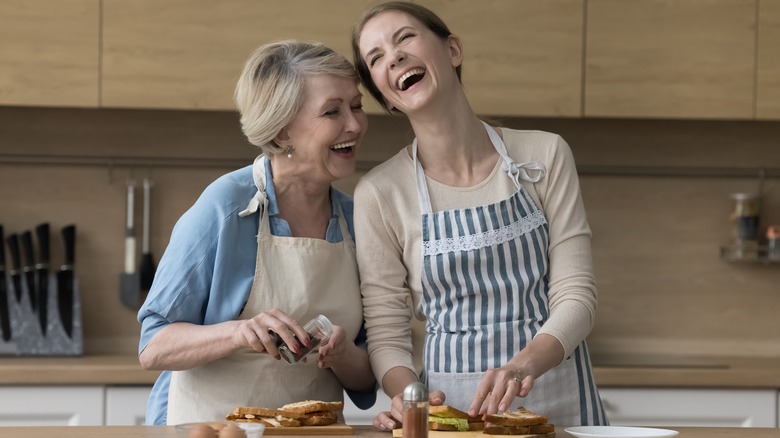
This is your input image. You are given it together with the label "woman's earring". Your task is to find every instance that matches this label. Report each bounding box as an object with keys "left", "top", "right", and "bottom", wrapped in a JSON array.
[{"left": 284, "top": 145, "right": 294, "bottom": 159}]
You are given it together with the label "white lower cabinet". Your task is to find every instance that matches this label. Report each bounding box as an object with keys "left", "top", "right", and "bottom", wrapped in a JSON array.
[
  {"left": 105, "top": 386, "right": 152, "bottom": 425},
  {"left": 0, "top": 386, "right": 104, "bottom": 426},
  {"left": 600, "top": 388, "right": 778, "bottom": 427}
]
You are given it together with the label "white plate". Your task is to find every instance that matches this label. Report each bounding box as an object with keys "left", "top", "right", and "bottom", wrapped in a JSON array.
[{"left": 565, "top": 426, "right": 679, "bottom": 438}]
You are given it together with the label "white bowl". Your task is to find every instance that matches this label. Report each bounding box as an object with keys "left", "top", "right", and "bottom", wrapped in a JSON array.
[
  {"left": 236, "top": 422, "right": 266, "bottom": 438},
  {"left": 174, "top": 421, "right": 265, "bottom": 438}
]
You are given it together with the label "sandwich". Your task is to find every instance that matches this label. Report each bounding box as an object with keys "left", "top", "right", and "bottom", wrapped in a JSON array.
[
  {"left": 280, "top": 400, "right": 343, "bottom": 426},
  {"left": 226, "top": 400, "right": 343, "bottom": 427},
  {"left": 482, "top": 406, "right": 554, "bottom": 435},
  {"left": 428, "top": 405, "right": 484, "bottom": 431}
]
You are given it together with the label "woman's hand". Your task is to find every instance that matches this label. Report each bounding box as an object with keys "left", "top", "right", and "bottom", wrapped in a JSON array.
[
  {"left": 316, "top": 325, "right": 349, "bottom": 368},
  {"left": 469, "top": 334, "right": 564, "bottom": 416},
  {"left": 372, "top": 390, "right": 446, "bottom": 431},
  {"left": 468, "top": 366, "right": 535, "bottom": 416},
  {"left": 372, "top": 409, "right": 400, "bottom": 431},
  {"left": 233, "top": 308, "right": 310, "bottom": 360}
]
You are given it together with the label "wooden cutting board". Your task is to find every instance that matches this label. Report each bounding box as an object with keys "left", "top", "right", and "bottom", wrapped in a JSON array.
[
  {"left": 392, "top": 430, "right": 554, "bottom": 438},
  {"left": 264, "top": 423, "right": 353, "bottom": 435}
]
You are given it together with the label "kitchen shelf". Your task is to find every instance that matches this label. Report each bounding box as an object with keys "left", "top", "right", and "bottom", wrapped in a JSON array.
[{"left": 720, "top": 244, "right": 780, "bottom": 265}]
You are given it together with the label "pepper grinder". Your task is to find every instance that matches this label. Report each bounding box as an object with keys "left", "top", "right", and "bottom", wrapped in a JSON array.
[{"left": 402, "top": 382, "right": 429, "bottom": 438}]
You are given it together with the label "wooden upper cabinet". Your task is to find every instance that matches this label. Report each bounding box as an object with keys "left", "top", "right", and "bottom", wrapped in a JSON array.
[
  {"left": 101, "top": 0, "right": 381, "bottom": 111},
  {"left": 0, "top": 0, "right": 99, "bottom": 107},
  {"left": 757, "top": 1, "right": 780, "bottom": 120},
  {"left": 585, "top": 0, "right": 755, "bottom": 119},
  {"left": 417, "top": 0, "right": 584, "bottom": 117}
]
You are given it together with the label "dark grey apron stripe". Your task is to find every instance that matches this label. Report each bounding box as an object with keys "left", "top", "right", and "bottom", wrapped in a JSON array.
[
  {"left": 582, "top": 341, "right": 607, "bottom": 425},
  {"left": 573, "top": 345, "right": 589, "bottom": 425}
]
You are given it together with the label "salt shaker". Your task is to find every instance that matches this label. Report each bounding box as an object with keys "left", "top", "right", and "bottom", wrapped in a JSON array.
[
  {"left": 402, "top": 382, "right": 429, "bottom": 438},
  {"left": 275, "top": 314, "right": 333, "bottom": 364}
]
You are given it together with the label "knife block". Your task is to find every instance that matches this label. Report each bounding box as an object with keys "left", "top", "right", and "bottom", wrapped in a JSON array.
[{"left": 0, "top": 275, "right": 83, "bottom": 356}]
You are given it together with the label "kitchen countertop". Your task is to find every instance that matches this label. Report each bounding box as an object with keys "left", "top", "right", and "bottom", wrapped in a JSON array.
[
  {"left": 0, "top": 354, "right": 159, "bottom": 385},
  {"left": 0, "top": 425, "right": 778, "bottom": 438},
  {"left": 0, "top": 354, "right": 779, "bottom": 388}
]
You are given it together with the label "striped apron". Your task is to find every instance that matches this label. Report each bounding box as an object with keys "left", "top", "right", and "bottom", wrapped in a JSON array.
[{"left": 413, "top": 122, "right": 607, "bottom": 427}]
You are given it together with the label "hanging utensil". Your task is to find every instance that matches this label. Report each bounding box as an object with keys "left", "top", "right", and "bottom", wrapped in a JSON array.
[
  {"left": 139, "top": 178, "right": 157, "bottom": 294},
  {"left": 119, "top": 181, "right": 140, "bottom": 309}
]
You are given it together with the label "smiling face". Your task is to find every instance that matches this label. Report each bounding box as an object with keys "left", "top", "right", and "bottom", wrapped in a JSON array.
[
  {"left": 357, "top": 10, "right": 462, "bottom": 114},
  {"left": 274, "top": 74, "right": 367, "bottom": 185}
]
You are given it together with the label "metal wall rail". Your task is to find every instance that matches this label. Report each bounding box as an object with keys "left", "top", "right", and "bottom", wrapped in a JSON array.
[{"left": 0, "top": 154, "right": 778, "bottom": 178}]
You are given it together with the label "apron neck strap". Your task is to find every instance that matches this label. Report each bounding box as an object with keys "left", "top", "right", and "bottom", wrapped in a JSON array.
[{"left": 413, "top": 120, "right": 544, "bottom": 213}]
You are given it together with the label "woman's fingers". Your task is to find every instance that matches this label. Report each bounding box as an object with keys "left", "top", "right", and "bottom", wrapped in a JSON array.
[{"left": 373, "top": 411, "right": 399, "bottom": 431}]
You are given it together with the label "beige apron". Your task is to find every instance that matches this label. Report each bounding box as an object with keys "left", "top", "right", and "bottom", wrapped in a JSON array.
[{"left": 167, "top": 158, "right": 362, "bottom": 424}]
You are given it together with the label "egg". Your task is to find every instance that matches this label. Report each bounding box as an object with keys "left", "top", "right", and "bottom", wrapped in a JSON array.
[
  {"left": 219, "top": 424, "right": 247, "bottom": 438},
  {"left": 210, "top": 422, "right": 228, "bottom": 431},
  {"left": 188, "top": 423, "right": 218, "bottom": 438}
]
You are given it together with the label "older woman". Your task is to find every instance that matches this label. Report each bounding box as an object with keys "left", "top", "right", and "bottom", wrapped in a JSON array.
[{"left": 138, "top": 40, "right": 375, "bottom": 425}]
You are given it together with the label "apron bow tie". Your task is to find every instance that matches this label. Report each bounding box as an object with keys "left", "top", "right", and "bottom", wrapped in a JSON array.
[
  {"left": 238, "top": 155, "right": 269, "bottom": 217},
  {"left": 502, "top": 160, "right": 546, "bottom": 184}
]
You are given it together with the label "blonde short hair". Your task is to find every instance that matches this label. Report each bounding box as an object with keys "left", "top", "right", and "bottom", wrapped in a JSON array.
[{"left": 235, "top": 40, "right": 359, "bottom": 155}]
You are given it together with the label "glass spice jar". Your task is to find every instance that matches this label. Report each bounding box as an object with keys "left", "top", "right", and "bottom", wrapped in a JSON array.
[
  {"left": 730, "top": 192, "right": 760, "bottom": 243},
  {"left": 729, "top": 192, "right": 760, "bottom": 260},
  {"left": 271, "top": 314, "right": 334, "bottom": 364},
  {"left": 402, "top": 382, "right": 429, "bottom": 438},
  {"left": 767, "top": 225, "right": 780, "bottom": 262}
]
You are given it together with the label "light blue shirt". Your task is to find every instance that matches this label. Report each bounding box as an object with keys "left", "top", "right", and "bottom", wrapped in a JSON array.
[{"left": 138, "top": 158, "right": 372, "bottom": 425}]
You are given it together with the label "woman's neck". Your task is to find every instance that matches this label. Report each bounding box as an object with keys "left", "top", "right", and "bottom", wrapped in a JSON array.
[
  {"left": 408, "top": 94, "right": 499, "bottom": 187},
  {"left": 270, "top": 163, "right": 332, "bottom": 239}
]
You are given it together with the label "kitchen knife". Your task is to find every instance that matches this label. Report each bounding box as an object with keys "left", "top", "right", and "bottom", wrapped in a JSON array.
[
  {"left": 35, "top": 223, "right": 50, "bottom": 336},
  {"left": 6, "top": 234, "right": 23, "bottom": 303},
  {"left": 57, "top": 225, "right": 76, "bottom": 339},
  {"left": 19, "top": 231, "right": 37, "bottom": 312},
  {"left": 0, "top": 225, "right": 11, "bottom": 342}
]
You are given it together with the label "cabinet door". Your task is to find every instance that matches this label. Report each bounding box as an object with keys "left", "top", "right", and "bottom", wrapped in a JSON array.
[
  {"left": 600, "top": 388, "right": 777, "bottom": 427},
  {"left": 101, "top": 0, "right": 381, "bottom": 111},
  {"left": 586, "top": 0, "right": 755, "bottom": 119},
  {"left": 0, "top": 386, "right": 103, "bottom": 426},
  {"left": 0, "top": 0, "right": 100, "bottom": 107},
  {"left": 757, "top": 0, "right": 780, "bottom": 120},
  {"left": 105, "top": 386, "right": 152, "bottom": 426},
  {"left": 417, "top": 0, "right": 583, "bottom": 117}
]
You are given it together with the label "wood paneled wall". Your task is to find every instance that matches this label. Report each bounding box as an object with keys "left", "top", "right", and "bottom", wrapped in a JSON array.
[{"left": 1, "top": 107, "right": 778, "bottom": 358}]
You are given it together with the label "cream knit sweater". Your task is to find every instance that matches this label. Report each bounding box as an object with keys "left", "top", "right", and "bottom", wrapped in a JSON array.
[{"left": 354, "top": 128, "right": 597, "bottom": 382}]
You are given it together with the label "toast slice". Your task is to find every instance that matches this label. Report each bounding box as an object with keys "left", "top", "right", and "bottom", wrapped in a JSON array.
[
  {"left": 226, "top": 406, "right": 303, "bottom": 426},
  {"left": 228, "top": 400, "right": 343, "bottom": 427},
  {"left": 299, "top": 411, "right": 339, "bottom": 426},
  {"left": 482, "top": 406, "right": 548, "bottom": 427},
  {"left": 280, "top": 400, "right": 344, "bottom": 414},
  {"left": 483, "top": 423, "right": 555, "bottom": 435}
]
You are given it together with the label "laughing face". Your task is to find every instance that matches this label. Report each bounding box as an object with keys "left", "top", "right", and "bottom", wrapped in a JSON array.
[
  {"left": 275, "top": 74, "right": 367, "bottom": 185},
  {"left": 358, "top": 10, "right": 462, "bottom": 114}
]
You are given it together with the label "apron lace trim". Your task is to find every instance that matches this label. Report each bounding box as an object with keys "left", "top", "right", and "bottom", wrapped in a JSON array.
[{"left": 422, "top": 209, "right": 547, "bottom": 256}]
